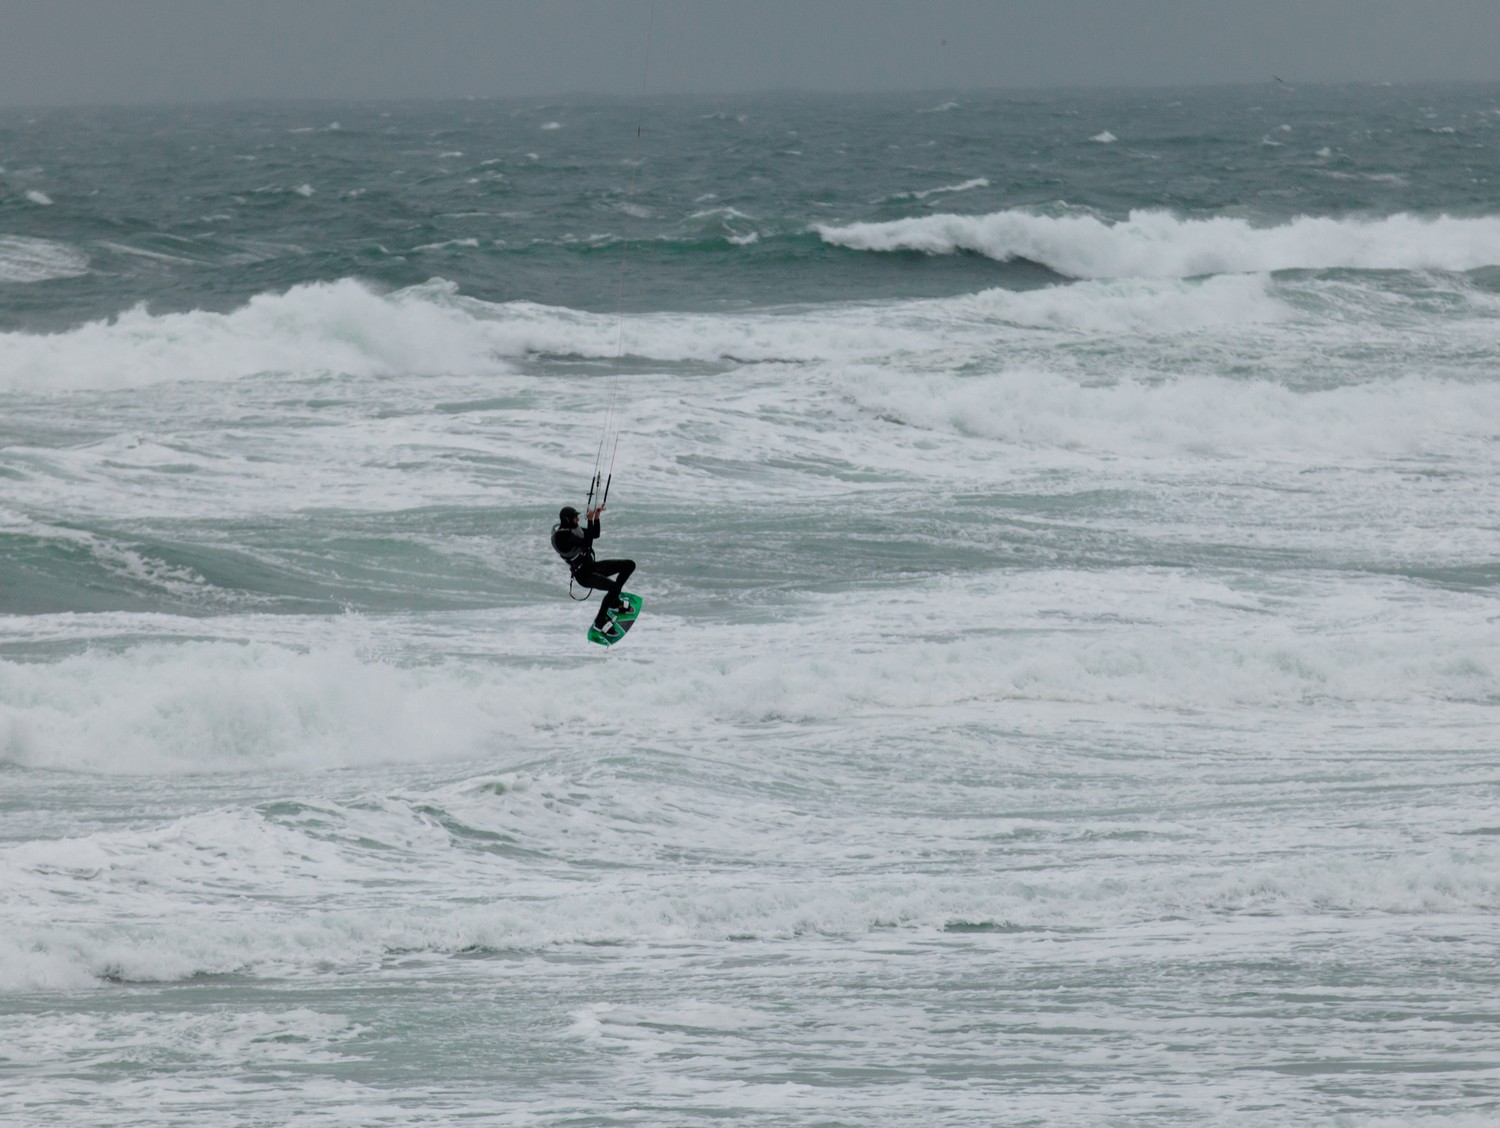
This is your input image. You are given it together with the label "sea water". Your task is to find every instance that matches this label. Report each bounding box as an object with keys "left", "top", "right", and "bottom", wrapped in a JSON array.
[{"left": 2, "top": 85, "right": 1499, "bottom": 1125}]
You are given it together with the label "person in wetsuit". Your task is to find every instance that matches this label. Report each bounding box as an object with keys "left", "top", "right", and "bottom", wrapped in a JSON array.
[{"left": 551, "top": 504, "right": 635, "bottom": 636}]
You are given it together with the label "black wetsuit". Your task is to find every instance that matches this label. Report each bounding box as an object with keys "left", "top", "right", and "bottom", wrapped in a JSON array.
[{"left": 551, "top": 514, "right": 635, "bottom": 629}]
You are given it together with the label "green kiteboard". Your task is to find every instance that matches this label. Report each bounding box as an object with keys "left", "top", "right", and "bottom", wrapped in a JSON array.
[{"left": 586, "top": 592, "right": 643, "bottom": 647}]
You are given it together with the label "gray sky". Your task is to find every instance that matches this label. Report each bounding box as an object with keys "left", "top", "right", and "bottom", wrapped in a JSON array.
[{"left": 2, "top": 0, "right": 1498, "bottom": 106}]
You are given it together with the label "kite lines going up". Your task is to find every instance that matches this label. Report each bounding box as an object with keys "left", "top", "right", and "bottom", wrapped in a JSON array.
[{"left": 586, "top": 4, "right": 656, "bottom": 519}]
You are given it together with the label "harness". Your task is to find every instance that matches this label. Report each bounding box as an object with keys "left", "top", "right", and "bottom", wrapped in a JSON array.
[{"left": 552, "top": 523, "right": 597, "bottom": 600}]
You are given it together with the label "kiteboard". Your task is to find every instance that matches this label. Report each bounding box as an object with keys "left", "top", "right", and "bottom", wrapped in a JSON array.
[{"left": 586, "top": 591, "right": 642, "bottom": 647}]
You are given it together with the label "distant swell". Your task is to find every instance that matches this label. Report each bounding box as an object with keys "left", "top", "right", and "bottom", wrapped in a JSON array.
[{"left": 816, "top": 209, "right": 1500, "bottom": 279}]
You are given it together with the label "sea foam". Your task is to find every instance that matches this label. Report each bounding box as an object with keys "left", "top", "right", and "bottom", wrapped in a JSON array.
[
  {"left": 817, "top": 209, "right": 1500, "bottom": 278},
  {"left": 0, "top": 637, "right": 504, "bottom": 774},
  {"left": 3, "top": 566, "right": 1497, "bottom": 780},
  {"left": 0, "top": 278, "right": 509, "bottom": 391},
  {"left": 3, "top": 245, "right": 1491, "bottom": 395},
  {"left": 846, "top": 366, "right": 1500, "bottom": 462},
  {"left": 4, "top": 751, "right": 1497, "bottom": 991},
  {"left": 0, "top": 235, "right": 89, "bottom": 283}
]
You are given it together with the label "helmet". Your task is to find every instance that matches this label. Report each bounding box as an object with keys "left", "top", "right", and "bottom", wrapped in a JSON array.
[{"left": 559, "top": 506, "right": 580, "bottom": 524}]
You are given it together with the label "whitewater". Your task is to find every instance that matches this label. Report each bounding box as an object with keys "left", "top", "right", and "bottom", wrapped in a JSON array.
[{"left": 3, "top": 85, "right": 1500, "bottom": 1125}]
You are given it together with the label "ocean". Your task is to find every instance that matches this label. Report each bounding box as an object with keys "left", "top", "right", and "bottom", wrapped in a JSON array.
[{"left": 3, "top": 83, "right": 1499, "bottom": 1125}]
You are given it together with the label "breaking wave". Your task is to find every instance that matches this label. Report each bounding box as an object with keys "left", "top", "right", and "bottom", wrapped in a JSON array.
[
  {"left": 0, "top": 235, "right": 90, "bottom": 283},
  {"left": 817, "top": 209, "right": 1500, "bottom": 279}
]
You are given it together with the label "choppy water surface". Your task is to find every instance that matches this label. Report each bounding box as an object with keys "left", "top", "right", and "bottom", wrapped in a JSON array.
[{"left": 3, "top": 85, "right": 1500, "bottom": 1125}]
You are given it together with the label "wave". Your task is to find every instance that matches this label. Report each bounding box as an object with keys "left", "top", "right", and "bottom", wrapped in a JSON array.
[
  {"left": 2, "top": 267, "right": 948, "bottom": 392},
  {"left": 844, "top": 366, "right": 1500, "bottom": 462},
  {"left": 4, "top": 762, "right": 1497, "bottom": 990},
  {"left": 891, "top": 178, "right": 990, "bottom": 202},
  {"left": 0, "top": 637, "right": 508, "bottom": 775},
  {"left": 0, "top": 278, "right": 511, "bottom": 391},
  {"left": 0, "top": 235, "right": 90, "bottom": 283},
  {"left": 0, "top": 515, "right": 228, "bottom": 614},
  {"left": 816, "top": 209, "right": 1500, "bottom": 279},
  {"left": 3, "top": 573, "right": 1497, "bottom": 777},
  {"left": 0, "top": 257, "right": 1492, "bottom": 394}
]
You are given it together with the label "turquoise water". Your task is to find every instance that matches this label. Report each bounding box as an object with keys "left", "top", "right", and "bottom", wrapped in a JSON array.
[{"left": 3, "top": 84, "right": 1500, "bottom": 1125}]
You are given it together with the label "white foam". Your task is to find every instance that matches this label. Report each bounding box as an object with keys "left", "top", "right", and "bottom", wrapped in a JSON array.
[
  {"left": 846, "top": 364, "right": 1500, "bottom": 463},
  {"left": 817, "top": 209, "right": 1500, "bottom": 278},
  {"left": 7, "top": 261, "right": 1485, "bottom": 404},
  {"left": 25, "top": 189, "right": 53, "bottom": 206},
  {"left": 0, "top": 235, "right": 88, "bottom": 282},
  {"left": 0, "top": 637, "right": 504, "bottom": 775},
  {"left": 0, "top": 515, "right": 218, "bottom": 603},
  {"left": 952, "top": 271, "right": 1289, "bottom": 333},
  {"left": 1090, "top": 130, "right": 1117, "bottom": 143},
  {"left": 454, "top": 274, "right": 1288, "bottom": 369},
  {"left": 3, "top": 741, "right": 1497, "bottom": 991},
  {"left": 0, "top": 1008, "right": 361, "bottom": 1066},
  {"left": 689, "top": 206, "right": 753, "bottom": 221},
  {"left": 901, "top": 177, "right": 990, "bottom": 201},
  {"left": 98, "top": 240, "right": 201, "bottom": 266},
  {"left": 0, "top": 278, "right": 511, "bottom": 391},
  {"left": 412, "top": 237, "right": 480, "bottom": 252},
  {"left": 3, "top": 566, "right": 1497, "bottom": 784}
]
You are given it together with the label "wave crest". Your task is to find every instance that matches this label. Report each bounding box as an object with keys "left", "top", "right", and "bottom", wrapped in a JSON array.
[
  {"left": 817, "top": 209, "right": 1500, "bottom": 279},
  {"left": 0, "top": 278, "right": 509, "bottom": 391},
  {"left": 0, "top": 235, "right": 89, "bottom": 283}
]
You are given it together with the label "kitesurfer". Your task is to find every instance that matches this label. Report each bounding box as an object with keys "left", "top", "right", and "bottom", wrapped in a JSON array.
[{"left": 552, "top": 504, "right": 636, "bottom": 637}]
